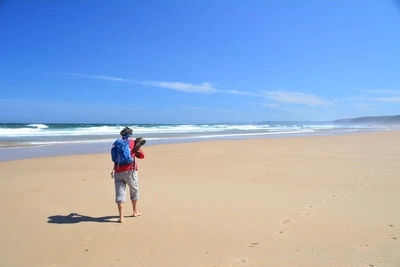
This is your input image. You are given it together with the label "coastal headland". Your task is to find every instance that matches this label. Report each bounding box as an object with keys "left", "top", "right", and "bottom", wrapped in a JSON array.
[{"left": 1, "top": 131, "right": 399, "bottom": 266}]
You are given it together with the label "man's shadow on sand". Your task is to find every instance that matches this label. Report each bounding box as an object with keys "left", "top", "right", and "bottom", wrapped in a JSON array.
[{"left": 47, "top": 213, "right": 119, "bottom": 224}]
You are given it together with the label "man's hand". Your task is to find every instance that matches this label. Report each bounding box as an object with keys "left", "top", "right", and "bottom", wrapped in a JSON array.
[{"left": 133, "top": 137, "right": 146, "bottom": 152}]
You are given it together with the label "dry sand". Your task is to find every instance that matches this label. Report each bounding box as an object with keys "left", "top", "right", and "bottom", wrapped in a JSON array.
[{"left": 0, "top": 131, "right": 399, "bottom": 267}]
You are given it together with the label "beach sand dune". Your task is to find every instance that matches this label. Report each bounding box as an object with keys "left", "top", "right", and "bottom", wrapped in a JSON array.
[{"left": 1, "top": 131, "right": 400, "bottom": 266}]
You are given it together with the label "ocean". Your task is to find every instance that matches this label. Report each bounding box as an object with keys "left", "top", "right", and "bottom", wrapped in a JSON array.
[{"left": 0, "top": 122, "right": 383, "bottom": 161}]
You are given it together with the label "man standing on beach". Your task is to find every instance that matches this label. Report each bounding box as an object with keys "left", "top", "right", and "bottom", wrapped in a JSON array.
[{"left": 112, "top": 127, "right": 146, "bottom": 223}]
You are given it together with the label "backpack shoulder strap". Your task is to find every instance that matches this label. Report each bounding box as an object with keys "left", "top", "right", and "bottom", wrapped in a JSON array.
[{"left": 129, "top": 139, "right": 136, "bottom": 170}]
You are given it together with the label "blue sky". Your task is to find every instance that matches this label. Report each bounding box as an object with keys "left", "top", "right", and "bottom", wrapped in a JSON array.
[{"left": 1, "top": 0, "right": 399, "bottom": 124}]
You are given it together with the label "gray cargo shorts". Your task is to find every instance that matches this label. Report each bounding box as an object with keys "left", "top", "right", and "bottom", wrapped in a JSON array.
[{"left": 114, "top": 170, "right": 139, "bottom": 203}]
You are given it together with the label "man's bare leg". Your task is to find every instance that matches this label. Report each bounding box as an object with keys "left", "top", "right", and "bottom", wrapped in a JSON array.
[
  {"left": 131, "top": 199, "right": 142, "bottom": 217},
  {"left": 117, "top": 202, "right": 124, "bottom": 222}
]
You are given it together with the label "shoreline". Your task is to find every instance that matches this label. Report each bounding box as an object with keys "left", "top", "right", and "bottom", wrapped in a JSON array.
[
  {"left": 0, "top": 129, "right": 379, "bottom": 162},
  {"left": 1, "top": 121, "right": 391, "bottom": 157}
]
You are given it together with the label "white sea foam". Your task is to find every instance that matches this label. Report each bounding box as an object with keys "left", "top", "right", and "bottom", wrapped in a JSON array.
[
  {"left": 0, "top": 123, "right": 364, "bottom": 138},
  {"left": 26, "top": 124, "right": 49, "bottom": 129},
  {"left": 0, "top": 122, "right": 380, "bottom": 154}
]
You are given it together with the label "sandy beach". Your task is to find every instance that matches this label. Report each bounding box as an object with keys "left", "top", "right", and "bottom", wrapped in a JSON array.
[{"left": 0, "top": 131, "right": 399, "bottom": 267}]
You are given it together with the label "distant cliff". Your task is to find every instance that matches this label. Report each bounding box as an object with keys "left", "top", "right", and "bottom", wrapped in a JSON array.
[{"left": 333, "top": 115, "right": 400, "bottom": 125}]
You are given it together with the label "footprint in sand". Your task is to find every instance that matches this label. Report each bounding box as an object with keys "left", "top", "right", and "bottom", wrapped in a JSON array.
[
  {"left": 357, "top": 244, "right": 369, "bottom": 251},
  {"left": 248, "top": 242, "right": 258, "bottom": 247},
  {"left": 282, "top": 220, "right": 290, "bottom": 224},
  {"left": 388, "top": 234, "right": 397, "bottom": 240},
  {"left": 326, "top": 195, "right": 336, "bottom": 203}
]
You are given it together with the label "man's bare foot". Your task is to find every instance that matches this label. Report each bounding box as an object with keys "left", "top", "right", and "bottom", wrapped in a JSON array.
[
  {"left": 133, "top": 211, "right": 142, "bottom": 217},
  {"left": 118, "top": 218, "right": 124, "bottom": 223}
]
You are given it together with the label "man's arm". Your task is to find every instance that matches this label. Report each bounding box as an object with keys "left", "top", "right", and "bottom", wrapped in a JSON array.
[{"left": 135, "top": 148, "right": 145, "bottom": 159}]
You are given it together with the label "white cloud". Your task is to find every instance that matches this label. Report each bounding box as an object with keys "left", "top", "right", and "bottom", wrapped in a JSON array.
[
  {"left": 263, "top": 91, "right": 333, "bottom": 106},
  {"left": 368, "top": 90, "right": 400, "bottom": 95},
  {"left": 71, "top": 73, "right": 217, "bottom": 94},
  {"left": 373, "top": 97, "right": 400, "bottom": 103},
  {"left": 245, "top": 101, "right": 279, "bottom": 109},
  {"left": 365, "top": 90, "right": 400, "bottom": 103},
  {"left": 218, "top": 89, "right": 262, "bottom": 97},
  {"left": 137, "top": 81, "right": 216, "bottom": 94},
  {"left": 69, "top": 73, "right": 125, "bottom": 82},
  {"left": 90, "top": 75, "right": 125, "bottom": 82},
  {"left": 262, "top": 103, "right": 279, "bottom": 108}
]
